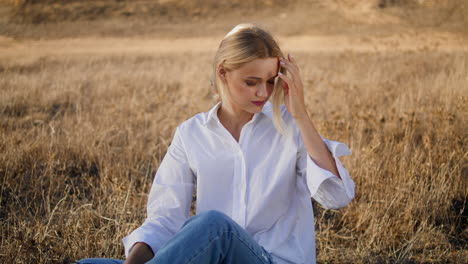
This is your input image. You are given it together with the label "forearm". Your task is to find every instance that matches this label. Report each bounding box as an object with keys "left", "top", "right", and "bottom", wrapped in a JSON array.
[
  {"left": 124, "top": 242, "right": 154, "bottom": 264},
  {"left": 295, "top": 113, "right": 341, "bottom": 179},
  {"left": 277, "top": 53, "right": 340, "bottom": 178}
]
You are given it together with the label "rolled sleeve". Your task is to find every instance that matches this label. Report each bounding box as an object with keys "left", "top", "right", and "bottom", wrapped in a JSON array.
[
  {"left": 122, "top": 126, "right": 194, "bottom": 257},
  {"left": 298, "top": 138, "right": 355, "bottom": 210},
  {"left": 122, "top": 221, "right": 171, "bottom": 257}
]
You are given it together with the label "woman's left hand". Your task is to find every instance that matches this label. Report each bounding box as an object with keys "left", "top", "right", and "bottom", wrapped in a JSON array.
[
  {"left": 278, "top": 54, "right": 341, "bottom": 178},
  {"left": 277, "top": 53, "right": 309, "bottom": 121}
]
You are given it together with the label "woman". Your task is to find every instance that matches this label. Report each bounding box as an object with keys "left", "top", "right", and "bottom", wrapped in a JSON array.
[{"left": 77, "top": 23, "right": 354, "bottom": 264}]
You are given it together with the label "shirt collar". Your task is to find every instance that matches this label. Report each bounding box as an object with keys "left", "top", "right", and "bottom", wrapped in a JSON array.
[{"left": 203, "top": 101, "right": 274, "bottom": 127}]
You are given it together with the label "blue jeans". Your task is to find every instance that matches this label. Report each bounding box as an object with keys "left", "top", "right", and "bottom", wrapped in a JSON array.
[{"left": 76, "top": 210, "right": 275, "bottom": 264}]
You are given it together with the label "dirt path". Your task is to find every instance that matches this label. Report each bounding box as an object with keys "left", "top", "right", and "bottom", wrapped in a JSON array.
[{"left": 0, "top": 32, "right": 466, "bottom": 62}]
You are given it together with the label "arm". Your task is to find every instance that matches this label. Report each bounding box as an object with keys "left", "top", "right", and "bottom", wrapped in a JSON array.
[
  {"left": 296, "top": 135, "right": 355, "bottom": 209},
  {"left": 278, "top": 53, "right": 339, "bottom": 177},
  {"left": 122, "top": 125, "right": 194, "bottom": 263},
  {"left": 294, "top": 114, "right": 340, "bottom": 178},
  {"left": 278, "top": 54, "right": 354, "bottom": 209}
]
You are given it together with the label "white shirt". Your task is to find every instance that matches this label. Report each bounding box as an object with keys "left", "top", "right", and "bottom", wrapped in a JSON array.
[{"left": 123, "top": 102, "right": 355, "bottom": 264}]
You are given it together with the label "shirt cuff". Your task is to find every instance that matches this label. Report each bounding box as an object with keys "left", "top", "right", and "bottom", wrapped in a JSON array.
[
  {"left": 122, "top": 225, "right": 161, "bottom": 258},
  {"left": 305, "top": 139, "right": 354, "bottom": 199}
]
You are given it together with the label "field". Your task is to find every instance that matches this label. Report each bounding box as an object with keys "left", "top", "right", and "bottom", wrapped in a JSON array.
[{"left": 0, "top": 0, "right": 467, "bottom": 263}]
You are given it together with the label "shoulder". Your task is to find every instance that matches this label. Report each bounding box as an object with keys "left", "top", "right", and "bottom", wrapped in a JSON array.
[
  {"left": 174, "top": 110, "right": 209, "bottom": 137},
  {"left": 262, "top": 102, "right": 291, "bottom": 121},
  {"left": 279, "top": 104, "right": 294, "bottom": 123},
  {"left": 264, "top": 102, "right": 296, "bottom": 128},
  {"left": 261, "top": 102, "right": 299, "bottom": 143}
]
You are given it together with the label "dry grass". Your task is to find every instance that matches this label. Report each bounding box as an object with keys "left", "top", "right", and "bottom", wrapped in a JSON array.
[
  {"left": 1, "top": 48, "right": 466, "bottom": 263},
  {"left": 1, "top": 1, "right": 467, "bottom": 263},
  {"left": 1, "top": 0, "right": 467, "bottom": 39},
  {"left": 0, "top": 53, "right": 214, "bottom": 263}
]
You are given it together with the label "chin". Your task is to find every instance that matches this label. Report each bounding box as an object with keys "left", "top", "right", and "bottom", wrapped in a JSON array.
[{"left": 249, "top": 106, "right": 263, "bottom": 113}]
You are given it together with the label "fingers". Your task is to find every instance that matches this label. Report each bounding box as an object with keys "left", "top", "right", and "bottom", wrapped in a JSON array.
[
  {"left": 278, "top": 53, "right": 307, "bottom": 114},
  {"left": 287, "top": 53, "right": 298, "bottom": 67},
  {"left": 277, "top": 71, "right": 294, "bottom": 96},
  {"left": 279, "top": 54, "right": 300, "bottom": 86},
  {"left": 277, "top": 71, "right": 292, "bottom": 83},
  {"left": 279, "top": 53, "right": 301, "bottom": 92},
  {"left": 279, "top": 53, "right": 299, "bottom": 73}
]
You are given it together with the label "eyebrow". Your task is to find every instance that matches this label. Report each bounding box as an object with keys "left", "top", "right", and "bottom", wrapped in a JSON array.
[{"left": 246, "top": 75, "right": 278, "bottom": 80}]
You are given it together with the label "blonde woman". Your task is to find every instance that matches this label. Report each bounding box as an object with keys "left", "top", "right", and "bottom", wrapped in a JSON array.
[{"left": 76, "top": 23, "right": 355, "bottom": 264}]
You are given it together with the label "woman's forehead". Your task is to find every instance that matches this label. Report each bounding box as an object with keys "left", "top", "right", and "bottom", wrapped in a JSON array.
[{"left": 236, "top": 57, "right": 279, "bottom": 79}]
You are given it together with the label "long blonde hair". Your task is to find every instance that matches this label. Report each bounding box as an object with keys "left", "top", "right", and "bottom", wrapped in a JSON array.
[{"left": 211, "top": 23, "right": 286, "bottom": 134}]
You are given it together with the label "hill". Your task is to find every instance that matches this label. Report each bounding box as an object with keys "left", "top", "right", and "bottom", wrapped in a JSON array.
[{"left": 0, "top": 0, "right": 467, "bottom": 38}]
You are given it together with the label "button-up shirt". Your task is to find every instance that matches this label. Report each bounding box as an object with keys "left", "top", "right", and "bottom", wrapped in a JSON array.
[{"left": 123, "top": 101, "right": 355, "bottom": 264}]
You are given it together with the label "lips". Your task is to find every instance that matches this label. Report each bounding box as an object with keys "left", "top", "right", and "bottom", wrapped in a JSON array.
[{"left": 252, "top": 101, "right": 266, "bottom": 106}]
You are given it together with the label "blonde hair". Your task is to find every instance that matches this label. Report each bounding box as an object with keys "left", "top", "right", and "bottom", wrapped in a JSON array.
[{"left": 211, "top": 23, "right": 286, "bottom": 134}]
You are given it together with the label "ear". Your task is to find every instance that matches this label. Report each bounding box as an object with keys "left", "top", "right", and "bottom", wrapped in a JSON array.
[{"left": 217, "top": 65, "right": 227, "bottom": 81}]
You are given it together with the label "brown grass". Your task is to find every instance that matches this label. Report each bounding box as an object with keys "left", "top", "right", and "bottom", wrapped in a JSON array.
[
  {"left": 1, "top": 1, "right": 467, "bottom": 263},
  {"left": 1, "top": 48, "right": 466, "bottom": 263},
  {"left": 1, "top": 0, "right": 467, "bottom": 39}
]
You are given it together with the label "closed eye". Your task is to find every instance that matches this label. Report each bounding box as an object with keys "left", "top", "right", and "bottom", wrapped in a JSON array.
[{"left": 245, "top": 81, "right": 256, "bottom": 86}]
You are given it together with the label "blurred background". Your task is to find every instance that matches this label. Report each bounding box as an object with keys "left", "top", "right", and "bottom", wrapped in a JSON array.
[{"left": 0, "top": 0, "right": 467, "bottom": 263}]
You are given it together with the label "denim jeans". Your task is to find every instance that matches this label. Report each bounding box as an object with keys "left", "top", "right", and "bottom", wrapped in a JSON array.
[{"left": 76, "top": 210, "right": 275, "bottom": 264}]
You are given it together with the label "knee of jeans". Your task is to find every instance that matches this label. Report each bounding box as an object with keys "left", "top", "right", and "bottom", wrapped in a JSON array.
[
  {"left": 74, "top": 259, "right": 92, "bottom": 264},
  {"left": 73, "top": 258, "right": 122, "bottom": 264},
  {"left": 194, "top": 210, "right": 233, "bottom": 228}
]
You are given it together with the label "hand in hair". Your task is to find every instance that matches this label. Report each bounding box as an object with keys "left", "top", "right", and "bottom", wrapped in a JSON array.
[
  {"left": 277, "top": 53, "right": 308, "bottom": 122},
  {"left": 278, "top": 53, "right": 340, "bottom": 178}
]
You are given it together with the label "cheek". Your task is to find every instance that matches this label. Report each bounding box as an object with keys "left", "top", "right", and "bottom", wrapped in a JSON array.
[
  {"left": 240, "top": 86, "right": 254, "bottom": 98},
  {"left": 227, "top": 82, "right": 249, "bottom": 100},
  {"left": 233, "top": 82, "right": 252, "bottom": 95}
]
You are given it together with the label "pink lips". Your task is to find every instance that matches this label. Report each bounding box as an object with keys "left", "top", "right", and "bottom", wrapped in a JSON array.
[{"left": 252, "top": 101, "right": 265, "bottom": 106}]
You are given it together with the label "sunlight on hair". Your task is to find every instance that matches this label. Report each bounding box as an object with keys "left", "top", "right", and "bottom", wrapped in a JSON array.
[{"left": 212, "top": 23, "right": 287, "bottom": 135}]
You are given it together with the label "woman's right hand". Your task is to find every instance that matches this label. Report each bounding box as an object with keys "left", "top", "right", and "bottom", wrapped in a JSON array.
[{"left": 124, "top": 242, "right": 154, "bottom": 264}]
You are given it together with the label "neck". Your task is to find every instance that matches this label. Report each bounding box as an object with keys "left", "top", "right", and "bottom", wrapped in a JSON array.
[{"left": 217, "top": 101, "right": 254, "bottom": 138}]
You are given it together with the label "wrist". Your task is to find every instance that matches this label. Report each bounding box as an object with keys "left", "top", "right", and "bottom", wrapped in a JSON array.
[
  {"left": 293, "top": 110, "right": 311, "bottom": 126},
  {"left": 126, "top": 242, "right": 154, "bottom": 264}
]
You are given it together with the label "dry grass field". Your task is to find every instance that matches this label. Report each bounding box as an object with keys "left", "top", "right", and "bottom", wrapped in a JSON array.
[{"left": 1, "top": 0, "right": 467, "bottom": 263}]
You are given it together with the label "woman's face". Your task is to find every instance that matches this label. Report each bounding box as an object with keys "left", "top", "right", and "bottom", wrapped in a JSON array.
[{"left": 221, "top": 57, "right": 279, "bottom": 115}]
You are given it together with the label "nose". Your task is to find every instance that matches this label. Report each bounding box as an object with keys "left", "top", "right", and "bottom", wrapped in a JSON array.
[{"left": 255, "top": 83, "right": 269, "bottom": 98}]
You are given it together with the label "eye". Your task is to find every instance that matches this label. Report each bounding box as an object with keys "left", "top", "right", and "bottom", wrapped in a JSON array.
[
  {"left": 267, "top": 78, "right": 276, "bottom": 85},
  {"left": 245, "top": 80, "right": 256, "bottom": 86}
]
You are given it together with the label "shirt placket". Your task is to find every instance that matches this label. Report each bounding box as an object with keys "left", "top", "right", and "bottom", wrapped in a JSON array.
[
  {"left": 214, "top": 116, "right": 255, "bottom": 227},
  {"left": 231, "top": 141, "right": 247, "bottom": 226},
  {"left": 235, "top": 120, "right": 254, "bottom": 227},
  {"left": 212, "top": 121, "right": 243, "bottom": 226}
]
